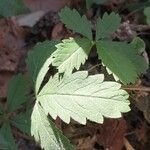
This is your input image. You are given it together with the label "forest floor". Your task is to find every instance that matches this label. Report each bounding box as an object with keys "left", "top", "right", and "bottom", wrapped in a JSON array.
[{"left": 0, "top": 0, "right": 150, "bottom": 149}]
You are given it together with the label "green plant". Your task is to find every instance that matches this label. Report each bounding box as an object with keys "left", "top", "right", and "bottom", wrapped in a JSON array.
[
  {"left": 0, "top": 7, "right": 148, "bottom": 150},
  {"left": 0, "top": 75, "right": 31, "bottom": 150},
  {"left": 25, "top": 7, "right": 148, "bottom": 149}
]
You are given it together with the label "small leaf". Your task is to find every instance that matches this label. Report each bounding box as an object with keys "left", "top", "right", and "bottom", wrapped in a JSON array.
[
  {"left": 26, "top": 40, "right": 57, "bottom": 94},
  {"left": 96, "top": 40, "right": 148, "bottom": 84},
  {"left": 7, "top": 74, "right": 28, "bottom": 112},
  {"left": 131, "top": 37, "right": 145, "bottom": 53},
  {"left": 38, "top": 71, "right": 130, "bottom": 125},
  {"left": 52, "top": 38, "right": 93, "bottom": 74},
  {"left": 144, "top": 7, "right": 150, "bottom": 25},
  {"left": 0, "top": 123, "right": 17, "bottom": 150},
  {"left": 31, "top": 102, "right": 74, "bottom": 150},
  {"left": 59, "top": 7, "right": 92, "bottom": 40},
  {"left": 11, "top": 110, "right": 32, "bottom": 135},
  {"left": 0, "top": 0, "right": 29, "bottom": 17},
  {"left": 96, "top": 12, "right": 121, "bottom": 40}
]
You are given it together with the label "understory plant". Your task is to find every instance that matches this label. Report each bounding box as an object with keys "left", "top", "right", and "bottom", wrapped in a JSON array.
[{"left": 0, "top": 6, "right": 148, "bottom": 150}]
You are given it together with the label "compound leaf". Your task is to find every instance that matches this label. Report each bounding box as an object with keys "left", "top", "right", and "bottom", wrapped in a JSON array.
[
  {"left": 96, "top": 12, "right": 121, "bottom": 40},
  {"left": 52, "top": 38, "right": 93, "bottom": 74},
  {"left": 144, "top": 7, "right": 150, "bottom": 25},
  {"left": 7, "top": 74, "right": 28, "bottom": 112},
  {"left": 0, "top": 0, "right": 28, "bottom": 17},
  {"left": 26, "top": 41, "right": 57, "bottom": 94},
  {"left": 59, "top": 7, "right": 92, "bottom": 40},
  {"left": 11, "top": 110, "right": 32, "bottom": 135},
  {"left": 96, "top": 40, "right": 148, "bottom": 84},
  {"left": 0, "top": 123, "right": 17, "bottom": 150},
  {"left": 31, "top": 102, "right": 74, "bottom": 150},
  {"left": 37, "top": 71, "right": 130, "bottom": 125}
]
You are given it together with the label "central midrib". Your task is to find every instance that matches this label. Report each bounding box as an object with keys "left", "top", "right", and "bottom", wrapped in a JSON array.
[{"left": 38, "top": 92, "right": 126, "bottom": 102}]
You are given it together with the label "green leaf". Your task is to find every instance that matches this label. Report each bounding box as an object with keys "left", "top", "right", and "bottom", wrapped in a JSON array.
[
  {"left": 37, "top": 71, "right": 130, "bottom": 125},
  {"left": 7, "top": 74, "right": 28, "bottom": 112},
  {"left": 144, "top": 7, "right": 150, "bottom": 25},
  {"left": 131, "top": 37, "right": 145, "bottom": 53},
  {"left": 0, "top": 134, "right": 8, "bottom": 149},
  {"left": 26, "top": 40, "right": 57, "bottom": 94},
  {"left": 96, "top": 40, "right": 148, "bottom": 84},
  {"left": 11, "top": 110, "right": 32, "bottom": 135},
  {"left": 31, "top": 102, "right": 74, "bottom": 150},
  {"left": 52, "top": 38, "right": 93, "bottom": 74},
  {"left": 96, "top": 12, "right": 121, "bottom": 40},
  {"left": 0, "top": 0, "right": 29, "bottom": 17},
  {"left": 59, "top": 7, "right": 92, "bottom": 40},
  {"left": 0, "top": 123, "right": 17, "bottom": 150}
]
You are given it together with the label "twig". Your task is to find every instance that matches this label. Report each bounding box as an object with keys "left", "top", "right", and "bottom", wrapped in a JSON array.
[
  {"left": 88, "top": 64, "right": 101, "bottom": 72},
  {"left": 130, "top": 24, "right": 150, "bottom": 32},
  {"left": 137, "top": 32, "right": 150, "bottom": 36},
  {"left": 12, "top": 129, "right": 34, "bottom": 141},
  {"left": 125, "top": 9, "right": 139, "bottom": 20},
  {"left": 122, "top": 86, "right": 150, "bottom": 92}
]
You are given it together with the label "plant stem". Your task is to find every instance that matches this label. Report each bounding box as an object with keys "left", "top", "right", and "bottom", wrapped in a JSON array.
[
  {"left": 88, "top": 64, "right": 101, "bottom": 72},
  {"left": 12, "top": 129, "right": 33, "bottom": 141}
]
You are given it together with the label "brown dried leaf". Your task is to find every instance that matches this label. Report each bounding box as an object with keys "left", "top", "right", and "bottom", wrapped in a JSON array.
[
  {"left": 51, "top": 23, "right": 65, "bottom": 40},
  {"left": 51, "top": 22, "right": 75, "bottom": 40},
  {"left": 136, "top": 91, "right": 150, "bottom": 123},
  {"left": 24, "top": 0, "right": 71, "bottom": 12},
  {"left": 0, "top": 72, "right": 14, "bottom": 98},
  {"left": 0, "top": 19, "right": 26, "bottom": 72},
  {"left": 96, "top": 118, "right": 127, "bottom": 150},
  {"left": 76, "top": 136, "right": 96, "bottom": 150}
]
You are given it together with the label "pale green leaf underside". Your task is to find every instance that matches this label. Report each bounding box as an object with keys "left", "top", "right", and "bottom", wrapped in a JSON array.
[
  {"left": 96, "top": 12, "right": 121, "bottom": 40},
  {"left": 0, "top": 123, "right": 17, "bottom": 150},
  {"left": 52, "top": 38, "right": 93, "bottom": 74},
  {"left": 0, "top": 0, "right": 28, "bottom": 17},
  {"left": 144, "top": 7, "right": 150, "bottom": 25},
  {"left": 37, "top": 71, "right": 130, "bottom": 125},
  {"left": 7, "top": 74, "right": 28, "bottom": 112},
  {"left": 59, "top": 7, "right": 92, "bottom": 40},
  {"left": 26, "top": 41, "right": 57, "bottom": 94},
  {"left": 96, "top": 40, "right": 148, "bottom": 84},
  {"left": 31, "top": 103, "right": 74, "bottom": 150}
]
